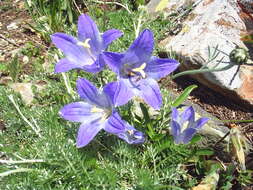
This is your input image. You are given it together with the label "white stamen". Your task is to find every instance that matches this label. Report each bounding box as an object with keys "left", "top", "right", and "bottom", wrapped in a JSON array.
[{"left": 132, "top": 63, "right": 147, "bottom": 78}]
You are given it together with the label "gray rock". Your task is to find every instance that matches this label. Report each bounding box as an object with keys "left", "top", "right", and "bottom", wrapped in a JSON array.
[
  {"left": 0, "top": 39, "right": 9, "bottom": 47},
  {"left": 154, "top": 0, "right": 253, "bottom": 105}
]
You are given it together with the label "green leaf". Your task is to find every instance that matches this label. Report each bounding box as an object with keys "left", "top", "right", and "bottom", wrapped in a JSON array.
[
  {"left": 189, "top": 134, "right": 202, "bottom": 144},
  {"left": 151, "top": 134, "right": 166, "bottom": 141},
  {"left": 172, "top": 85, "right": 198, "bottom": 107},
  {"left": 196, "top": 148, "right": 214, "bottom": 156}
]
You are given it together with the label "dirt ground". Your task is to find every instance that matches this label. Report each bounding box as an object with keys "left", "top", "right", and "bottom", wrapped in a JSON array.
[{"left": 0, "top": 1, "right": 46, "bottom": 64}]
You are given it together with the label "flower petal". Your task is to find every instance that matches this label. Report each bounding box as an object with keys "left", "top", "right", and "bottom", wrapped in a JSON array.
[
  {"left": 171, "top": 107, "right": 179, "bottom": 122},
  {"left": 127, "top": 29, "right": 154, "bottom": 63},
  {"left": 77, "top": 78, "right": 111, "bottom": 108},
  {"left": 82, "top": 54, "right": 104, "bottom": 73},
  {"left": 180, "top": 106, "right": 195, "bottom": 126},
  {"left": 51, "top": 33, "right": 93, "bottom": 66},
  {"left": 55, "top": 58, "right": 81, "bottom": 73},
  {"left": 180, "top": 128, "right": 198, "bottom": 144},
  {"left": 102, "top": 29, "right": 123, "bottom": 49},
  {"left": 146, "top": 57, "right": 179, "bottom": 79},
  {"left": 78, "top": 14, "right": 102, "bottom": 53},
  {"left": 194, "top": 117, "right": 209, "bottom": 129},
  {"left": 59, "top": 102, "right": 102, "bottom": 123},
  {"left": 101, "top": 52, "right": 124, "bottom": 74},
  {"left": 104, "top": 112, "right": 145, "bottom": 144},
  {"left": 138, "top": 78, "right": 162, "bottom": 110},
  {"left": 76, "top": 122, "right": 103, "bottom": 148},
  {"left": 104, "top": 112, "right": 125, "bottom": 134},
  {"left": 103, "top": 80, "right": 134, "bottom": 106},
  {"left": 171, "top": 120, "right": 181, "bottom": 144},
  {"left": 51, "top": 33, "right": 77, "bottom": 44}
]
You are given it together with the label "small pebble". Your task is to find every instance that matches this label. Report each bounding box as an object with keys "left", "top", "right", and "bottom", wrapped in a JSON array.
[
  {"left": 23, "top": 56, "right": 29, "bottom": 64},
  {"left": 7, "top": 22, "right": 19, "bottom": 30}
]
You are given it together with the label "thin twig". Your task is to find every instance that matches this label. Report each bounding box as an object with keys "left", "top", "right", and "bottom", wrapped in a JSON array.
[
  {"left": 134, "top": 8, "right": 145, "bottom": 38},
  {"left": 8, "top": 95, "right": 42, "bottom": 137},
  {"left": 73, "top": 0, "right": 82, "bottom": 14},
  {"left": 214, "top": 131, "right": 230, "bottom": 147},
  {"left": 0, "top": 33, "right": 19, "bottom": 47},
  {"left": 0, "top": 159, "right": 44, "bottom": 164},
  {"left": 0, "top": 168, "right": 34, "bottom": 178},
  {"left": 61, "top": 73, "right": 75, "bottom": 99}
]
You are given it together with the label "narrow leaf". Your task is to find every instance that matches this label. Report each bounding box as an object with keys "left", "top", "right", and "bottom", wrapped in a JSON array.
[
  {"left": 172, "top": 85, "right": 198, "bottom": 107},
  {"left": 196, "top": 148, "right": 214, "bottom": 156}
]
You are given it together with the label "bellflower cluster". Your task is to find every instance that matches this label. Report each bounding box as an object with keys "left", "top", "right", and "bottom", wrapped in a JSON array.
[
  {"left": 170, "top": 106, "right": 209, "bottom": 144},
  {"left": 60, "top": 78, "right": 145, "bottom": 147},
  {"left": 52, "top": 13, "right": 206, "bottom": 148},
  {"left": 102, "top": 29, "right": 179, "bottom": 110},
  {"left": 51, "top": 14, "right": 123, "bottom": 73}
]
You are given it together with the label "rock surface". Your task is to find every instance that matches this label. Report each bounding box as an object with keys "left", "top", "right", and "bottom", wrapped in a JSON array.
[
  {"left": 10, "top": 83, "right": 34, "bottom": 105},
  {"left": 148, "top": 0, "right": 253, "bottom": 106}
]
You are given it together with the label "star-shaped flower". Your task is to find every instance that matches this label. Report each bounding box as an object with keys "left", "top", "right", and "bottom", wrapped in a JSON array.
[
  {"left": 170, "top": 106, "right": 209, "bottom": 144},
  {"left": 102, "top": 29, "right": 179, "bottom": 110},
  {"left": 60, "top": 78, "right": 145, "bottom": 147},
  {"left": 51, "top": 14, "right": 123, "bottom": 73}
]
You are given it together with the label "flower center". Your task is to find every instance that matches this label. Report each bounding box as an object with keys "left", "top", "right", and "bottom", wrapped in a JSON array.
[
  {"left": 91, "top": 106, "right": 111, "bottom": 122},
  {"left": 181, "top": 121, "right": 190, "bottom": 132},
  {"left": 131, "top": 63, "right": 147, "bottom": 78},
  {"left": 77, "top": 38, "right": 96, "bottom": 63},
  {"left": 123, "top": 62, "right": 147, "bottom": 79}
]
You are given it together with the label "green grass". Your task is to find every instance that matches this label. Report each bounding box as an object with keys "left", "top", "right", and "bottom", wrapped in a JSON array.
[{"left": 0, "top": 82, "right": 200, "bottom": 189}]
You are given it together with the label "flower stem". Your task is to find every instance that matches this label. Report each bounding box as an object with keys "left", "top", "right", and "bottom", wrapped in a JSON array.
[{"left": 171, "top": 64, "right": 234, "bottom": 79}]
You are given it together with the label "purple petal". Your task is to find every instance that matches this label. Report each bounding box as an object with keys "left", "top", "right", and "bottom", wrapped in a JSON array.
[
  {"left": 171, "top": 120, "right": 181, "bottom": 143},
  {"left": 82, "top": 54, "right": 104, "bottom": 73},
  {"left": 59, "top": 102, "right": 102, "bottom": 123},
  {"left": 76, "top": 122, "right": 103, "bottom": 148},
  {"left": 171, "top": 107, "right": 179, "bottom": 121},
  {"left": 121, "top": 50, "right": 142, "bottom": 67},
  {"left": 77, "top": 78, "right": 98, "bottom": 100},
  {"left": 104, "top": 112, "right": 125, "bottom": 134},
  {"left": 180, "top": 106, "right": 195, "bottom": 126},
  {"left": 138, "top": 78, "right": 162, "bottom": 110},
  {"left": 180, "top": 128, "right": 197, "bottom": 144},
  {"left": 51, "top": 33, "right": 93, "bottom": 66},
  {"left": 193, "top": 117, "right": 209, "bottom": 129},
  {"left": 76, "top": 78, "right": 111, "bottom": 108},
  {"left": 103, "top": 80, "right": 134, "bottom": 106},
  {"left": 51, "top": 33, "right": 77, "bottom": 44},
  {"left": 102, "top": 29, "right": 123, "bottom": 49},
  {"left": 101, "top": 52, "right": 124, "bottom": 74},
  {"left": 77, "top": 14, "right": 102, "bottom": 53},
  {"left": 127, "top": 29, "right": 154, "bottom": 63},
  {"left": 146, "top": 57, "right": 179, "bottom": 79},
  {"left": 55, "top": 58, "right": 81, "bottom": 73},
  {"left": 118, "top": 126, "right": 145, "bottom": 144},
  {"left": 104, "top": 112, "right": 145, "bottom": 144}
]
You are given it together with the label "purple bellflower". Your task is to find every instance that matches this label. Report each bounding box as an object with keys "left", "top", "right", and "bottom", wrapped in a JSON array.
[
  {"left": 170, "top": 106, "right": 209, "bottom": 144},
  {"left": 51, "top": 14, "right": 123, "bottom": 73},
  {"left": 102, "top": 29, "right": 179, "bottom": 110},
  {"left": 59, "top": 78, "right": 145, "bottom": 148}
]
